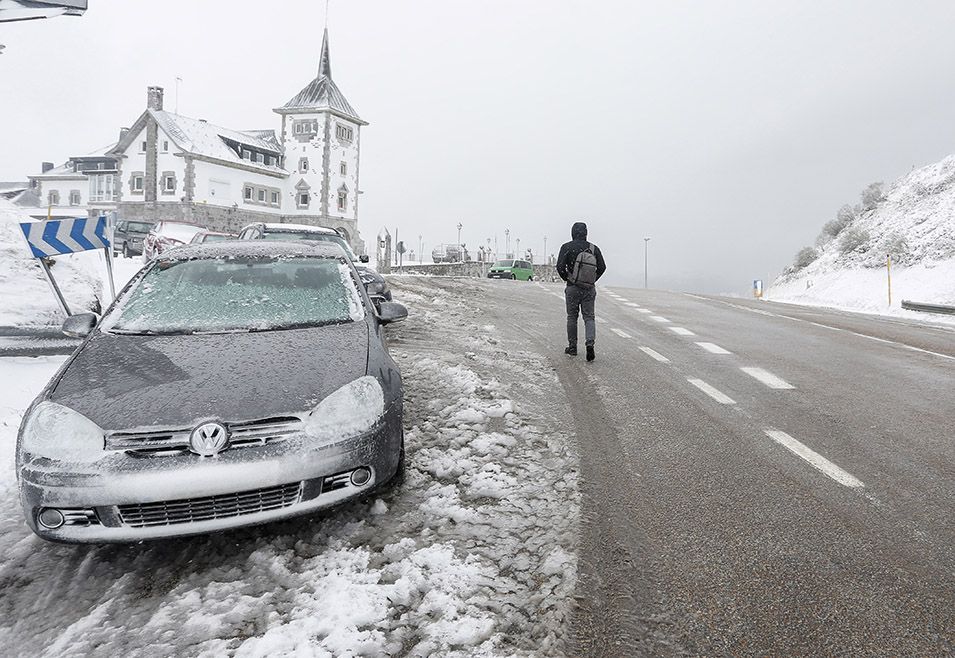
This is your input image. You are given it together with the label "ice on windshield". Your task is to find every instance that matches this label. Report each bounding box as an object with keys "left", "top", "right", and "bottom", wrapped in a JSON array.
[
  {"left": 260, "top": 232, "right": 357, "bottom": 260},
  {"left": 101, "top": 256, "right": 364, "bottom": 334}
]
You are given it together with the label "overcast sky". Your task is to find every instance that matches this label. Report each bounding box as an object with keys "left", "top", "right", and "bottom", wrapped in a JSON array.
[{"left": 4, "top": 0, "right": 955, "bottom": 292}]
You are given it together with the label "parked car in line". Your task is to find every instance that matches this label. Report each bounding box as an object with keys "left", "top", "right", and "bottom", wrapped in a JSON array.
[
  {"left": 17, "top": 241, "right": 408, "bottom": 543},
  {"left": 112, "top": 220, "right": 155, "bottom": 257},
  {"left": 238, "top": 222, "right": 392, "bottom": 302},
  {"left": 487, "top": 259, "right": 534, "bottom": 281},
  {"left": 431, "top": 243, "right": 470, "bottom": 263},
  {"left": 190, "top": 230, "right": 237, "bottom": 244},
  {"left": 142, "top": 221, "right": 204, "bottom": 261}
]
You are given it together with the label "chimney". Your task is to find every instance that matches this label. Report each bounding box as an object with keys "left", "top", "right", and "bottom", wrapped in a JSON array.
[
  {"left": 147, "top": 86, "right": 164, "bottom": 111},
  {"left": 41, "top": 162, "right": 54, "bottom": 173},
  {"left": 119, "top": 126, "right": 130, "bottom": 141}
]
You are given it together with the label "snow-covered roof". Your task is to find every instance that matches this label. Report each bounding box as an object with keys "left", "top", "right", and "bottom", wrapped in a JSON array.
[{"left": 275, "top": 28, "right": 366, "bottom": 125}]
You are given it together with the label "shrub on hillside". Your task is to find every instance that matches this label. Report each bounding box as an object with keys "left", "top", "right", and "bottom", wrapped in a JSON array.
[
  {"left": 860, "top": 182, "right": 885, "bottom": 211},
  {"left": 793, "top": 246, "right": 818, "bottom": 270},
  {"left": 839, "top": 227, "right": 871, "bottom": 254}
]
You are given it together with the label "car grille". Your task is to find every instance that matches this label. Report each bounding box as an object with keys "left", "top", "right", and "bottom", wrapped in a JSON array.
[
  {"left": 106, "top": 416, "right": 303, "bottom": 456},
  {"left": 117, "top": 482, "right": 303, "bottom": 528}
]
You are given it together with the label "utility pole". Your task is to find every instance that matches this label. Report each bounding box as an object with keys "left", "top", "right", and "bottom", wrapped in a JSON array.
[
  {"left": 516, "top": 238, "right": 521, "bottom": 258},
  {"left": 418, "top": 235, "right": 423, "bottom": 263},
  {"left": 505, "top": 229, "right": 510, "bottom": 258},
  {"left": 644, "top": 237, "right": 651, "bottom": 289},
  {"left": 543, "top": 235, "right": 547, "bottom": 265},
  {"left": 456, "top": 222, "right": 463, "bottom": 247}
]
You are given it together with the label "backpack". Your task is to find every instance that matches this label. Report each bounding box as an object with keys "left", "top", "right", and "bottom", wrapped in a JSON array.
[{"left": 569, "top": 243, "right": 598, "bottom": 287}]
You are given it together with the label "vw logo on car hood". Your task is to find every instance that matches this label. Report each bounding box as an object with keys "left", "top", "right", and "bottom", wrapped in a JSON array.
[{"left": 189, "top": 421, "right": 229, "bottom": 456}]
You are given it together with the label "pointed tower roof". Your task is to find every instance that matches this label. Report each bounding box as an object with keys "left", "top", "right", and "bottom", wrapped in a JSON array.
[{"left": 275, "top": 28, "right": 366, "bottom": 125}]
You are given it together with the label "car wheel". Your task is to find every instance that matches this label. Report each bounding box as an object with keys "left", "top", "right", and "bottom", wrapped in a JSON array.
[
  {"left": 122, "top": 242, "right": 131, "bottom": 258},
  {"left": 383, "top": 433, "right": 405, "bottom": 491},
  {"left": 528, "top": 275, "right": 533, "bottom": 282}
]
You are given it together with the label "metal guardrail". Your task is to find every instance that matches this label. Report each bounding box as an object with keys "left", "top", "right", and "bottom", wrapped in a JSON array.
[{"left": 901, "top": 300, "right": 955, "bottom": 315}]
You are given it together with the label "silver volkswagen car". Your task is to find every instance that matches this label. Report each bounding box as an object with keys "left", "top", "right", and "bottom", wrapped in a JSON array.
[{"left": 17, "top": 241, "right": 407, "bottom": 543}]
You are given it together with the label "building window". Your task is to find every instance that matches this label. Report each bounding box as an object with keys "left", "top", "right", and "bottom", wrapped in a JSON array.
[
  {"left": 299, "top": 157, "right": 308, "bottom": 173},
  {"left": 131, "top": 173, "right": 144, "bottom": 194},
  {"left": 297, "top": 192, "right": 310, "bottom": 209},
  {"left": 340, "top": 161, "right": 347, "bottom": 176},
  {"left": 162, "top": 173, "right": 176, "bottom": 194},
  {"left": 337, "top": 187, "right": 348, "bottom": 212},
  {"left": 48, "top": 190, "right": 60, "bottom": 206},
  {"left": 162, "top": 140, "right": 169, "bottom": 152},
  {"left": 242, "top": 149, "right": 252, "bottom": 160},
  {"left": 69, "top": 190, "right": 81, "bottom": 206},
  {"left": 89, "top": 174, "right": 114, "bottom": 202},
  {"left": 257, "top": 189, "right": 265, "bottom": 202},
  {"left": 140, "top": 141, "right": 147, "bottom": 153},
  {"left": 265, "top": 155, "right": 273, "bottom": 166},
  {"left": 335, "top": 124, "right": 353, "bottom": 142},
  {"left": 271, "top": 191, "right": 279, "bottom": 206},
  {"left": 244, "top": 186, "right": 253, "bottom": 201}
]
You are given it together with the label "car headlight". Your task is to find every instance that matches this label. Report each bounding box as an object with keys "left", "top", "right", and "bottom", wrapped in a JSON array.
[
  {"left": 303, "top": 376, "right": 385, "bottom": 444},
  {"left": 20, "top": 401, "right": 105, "bottom": 463}
]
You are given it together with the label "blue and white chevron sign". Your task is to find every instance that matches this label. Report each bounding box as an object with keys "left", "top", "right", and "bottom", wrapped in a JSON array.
[{"left": 20, "top": 216, "right": 111, "bottom": 258}]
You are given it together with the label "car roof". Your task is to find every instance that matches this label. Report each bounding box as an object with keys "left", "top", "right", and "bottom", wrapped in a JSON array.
[
  {"left": 157, "top": 240, "right": 351, "bottom": 261},
  {"left": 254, "top": 222, "right": 339, "bottom": 235}
]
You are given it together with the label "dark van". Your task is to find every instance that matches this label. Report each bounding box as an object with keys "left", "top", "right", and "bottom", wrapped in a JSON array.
[{"left": 113, "top": 220, "right": 155, "bottom": 257}]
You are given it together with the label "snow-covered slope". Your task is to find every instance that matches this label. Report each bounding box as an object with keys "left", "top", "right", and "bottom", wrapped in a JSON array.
[
  {"left": 0, "top": 199, "right": 103, "bottom": 327},
  {"left": 768, "top": 156, "right": 955, "bottom": 319}
]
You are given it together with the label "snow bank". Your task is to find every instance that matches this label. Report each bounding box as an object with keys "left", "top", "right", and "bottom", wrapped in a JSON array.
[
  {"left": 0, "top": 199, "right": 103, "bottom": 328},
  {"left": 0, "top": 277, "right": 579, "bottom": 656},
  {"left": 769, "top": 156, "right": 955, "bottom": 320}
]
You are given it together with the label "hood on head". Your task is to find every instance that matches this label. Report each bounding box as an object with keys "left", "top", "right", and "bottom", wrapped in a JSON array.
[{"left": 571, "top": 222, "right": 588, "bottom": 240}]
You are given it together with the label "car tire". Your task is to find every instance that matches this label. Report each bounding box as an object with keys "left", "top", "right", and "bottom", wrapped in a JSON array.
[
  {"left": 528, "top": 276, "right": 533, "bottom": 282},
  {"left": 383, "top": 433, "right": 405, "bottom": 491}
]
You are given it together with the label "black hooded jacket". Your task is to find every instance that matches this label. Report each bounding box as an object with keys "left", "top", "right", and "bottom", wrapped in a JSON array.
[{"left": 556, "top": 222, "right": 606, "bottom": 284}]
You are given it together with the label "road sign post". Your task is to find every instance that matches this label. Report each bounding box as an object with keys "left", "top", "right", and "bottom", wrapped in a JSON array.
[{"left": 19, "top": 215, "right": 113, "bottom": 318}]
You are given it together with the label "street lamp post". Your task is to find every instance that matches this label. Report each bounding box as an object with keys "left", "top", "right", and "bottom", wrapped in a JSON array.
[
  {"left": 456, "top": 222, "right": 463, "bottom": 247},
  {"left": 516, "top": 238, "right": 520, "bottom": 258},
  {"left": 418, "top": 235, "right": 423, "bottom": 263},
  {"left": 505, "top": 229, "right": 510, "bottom": 258},
  {"left": 543, "top": 235, "right": 547, "bottom": 265},
  {"left": 644, "top": 237, "right": 651, "bottom": 289}
]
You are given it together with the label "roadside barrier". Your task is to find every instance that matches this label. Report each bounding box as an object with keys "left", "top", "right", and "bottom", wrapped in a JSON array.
[{"left": 901, "top": 300, "right": 955, "bottom": 315}]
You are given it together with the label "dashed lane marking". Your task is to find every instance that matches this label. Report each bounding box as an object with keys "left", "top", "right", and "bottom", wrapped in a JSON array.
[
  {"left": 740, "top": 367, "right": 795, "bottom": 390},
  {"left": 764, "top": 429, "right": 864, "bottom": 489},
  {"left": 610, "top": 328, "right": 632, "bottom": 338},
  {"left": 696, "top": 342, "right": 732, "bottom": 354},
  {"left": 650, "top": 316, "right": 670, "bottom": 323},
  {"left": 637, "top": 309, "right": 653, "bottom": 314},
  {"left": 639, "top": 347, "right": 670, "bottom": 363},
  {"left": 669, "top": 327, "right": 696, "bottom": 336},
  {"left": 687, "top": 378, "right": 736, "bottom": 405},
  {"left": 625, "top": 302, "right": 641, "bottom": 307}
]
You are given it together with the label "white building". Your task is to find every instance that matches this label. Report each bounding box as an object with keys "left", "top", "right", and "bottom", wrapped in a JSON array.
[{"left": 19, "top": 28, "right": 368, "bottom": 253}]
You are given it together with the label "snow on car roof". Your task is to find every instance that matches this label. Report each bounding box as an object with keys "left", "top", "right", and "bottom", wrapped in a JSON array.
[
  {"left": 258, "top": 223, "right": 338, "bottom": 234},
  {"left": 157, "top": 222, "right": 204, "bottom": 243},
  {"left": 158, "top": 240, "right": 351, "bottom": 261}
]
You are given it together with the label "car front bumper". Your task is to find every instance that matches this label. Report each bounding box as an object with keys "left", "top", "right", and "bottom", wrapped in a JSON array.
[
  {"left": 487, "top": 271, "right": 512, "bottom": 279},
  {"left": 18, "top": 403, "right": 403, "bottom": 543}
]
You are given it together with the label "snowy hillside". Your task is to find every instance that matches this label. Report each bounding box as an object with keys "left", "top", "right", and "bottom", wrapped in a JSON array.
[{"left": 768, "top": 156, "right": 955, "bottom": 318}]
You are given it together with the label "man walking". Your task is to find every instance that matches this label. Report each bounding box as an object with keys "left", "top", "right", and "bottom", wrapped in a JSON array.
[{"left": 556, "top": 222, "right": 606, "bottom": 361}]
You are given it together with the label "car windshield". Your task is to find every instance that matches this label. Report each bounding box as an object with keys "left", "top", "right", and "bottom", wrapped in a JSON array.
[
  {"left": 127, "top": 222, "right": 152, "bottom": 232},
  {"left": 494, "top": 260, "right": 515, "bottom": 268},
  {"left": 101, "top": 256, "right": 364, "bottom": 335},
  {"left": 201, "top": 234, "right": 233, "bottom": 242},
  {"left": 261, "top": 231, "right": 358, "bottom": 261}
]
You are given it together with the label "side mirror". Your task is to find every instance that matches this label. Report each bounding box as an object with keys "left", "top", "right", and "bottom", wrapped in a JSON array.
[
  {"left": 377, "top": 302, "right": 408, "bottom": 325},
  {"left": 62, "top": 312, "right": 99, "bottom": 338},
  {"left": 359, "top": 254, "right": 370, "bottom": 263}
]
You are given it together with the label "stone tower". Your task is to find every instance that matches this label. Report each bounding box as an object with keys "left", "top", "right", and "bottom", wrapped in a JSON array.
[{"left": 274, "top": 28, "right": 367, "bottom": 251}]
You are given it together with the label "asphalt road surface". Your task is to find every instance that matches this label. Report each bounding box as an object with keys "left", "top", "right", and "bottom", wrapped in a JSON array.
[{"left": 480, "top": 279, "right": 954, "bottom": 656}]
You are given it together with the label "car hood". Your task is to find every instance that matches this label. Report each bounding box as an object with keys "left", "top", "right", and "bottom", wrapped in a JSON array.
[{"left": 49, "top": 322, "right": 369, "bottom": 431}]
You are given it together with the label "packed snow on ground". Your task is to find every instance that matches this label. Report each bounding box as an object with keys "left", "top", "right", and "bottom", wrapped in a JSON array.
[
  {"left": 0, "top": 199, "right": 104, "bottom": 328},
  {"left": 0, "top": 278, "right": 579, "bottom": 656},
  {"left": 768, "top": 155, "right": 955, "bottom": 323}
]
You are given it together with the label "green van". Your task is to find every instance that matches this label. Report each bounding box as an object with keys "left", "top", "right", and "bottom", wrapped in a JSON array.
[{"left": 487, "top": 259, "right": 534, "bottom": 281}]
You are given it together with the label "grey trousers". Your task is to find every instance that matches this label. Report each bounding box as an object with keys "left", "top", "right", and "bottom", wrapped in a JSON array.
[{"left": 565, "top": 284, "right": 597, "bottom": 347}]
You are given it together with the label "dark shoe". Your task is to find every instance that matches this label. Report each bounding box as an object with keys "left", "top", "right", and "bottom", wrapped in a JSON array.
[
  {"left": 586, "top": 345, "right": 595, "bottom": 362},
  {"left": 565, "top": 346, "right": 577, "bottom": 356}
]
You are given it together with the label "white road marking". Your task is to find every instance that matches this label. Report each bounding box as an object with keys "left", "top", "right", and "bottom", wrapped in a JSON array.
[
  {"left": 625, "top": 302, "right": 641, "bottom": 307},
  {"left": 637, "top": 309, "right": 653, "bottom": 314},
  {"left": 740, "top": 367, "right": 794, "bottom": 389},
  {"left": 610, "top": 328, "right": 632, "bottom": 338},
  {"left": 551, "top": 292, "right": 564, "bottom": 300},
  {"left": 596, "top": 317, "right": 607, "bottom": 324},
  {"left": 650, "top": 316, "right": 670, "bottom": 323},
  {"left": 687, "top": 378, "right": 736, "bottom": 405},
  {"left": 901, "top": 344, "right": 955, "bottom": 361},
  {"left": 669, "top": 327, "right": 696, "bottom": 336},
  {"left": 696, "top": 342, "right": 732, "bottom": 354},
  {"left": 764, "top": 429, "right": 864, "bottom": 489},
  {"left": 639, "top": 346, "right": 670, "bottom": 363}
]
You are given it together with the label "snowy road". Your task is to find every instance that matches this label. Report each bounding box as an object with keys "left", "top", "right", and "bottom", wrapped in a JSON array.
[
  {"left": 0, "top": 277, "right": 578, "bottom": 657},
  {"left": 487, "top": 279, "right": 955, "bottom": 656}
]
